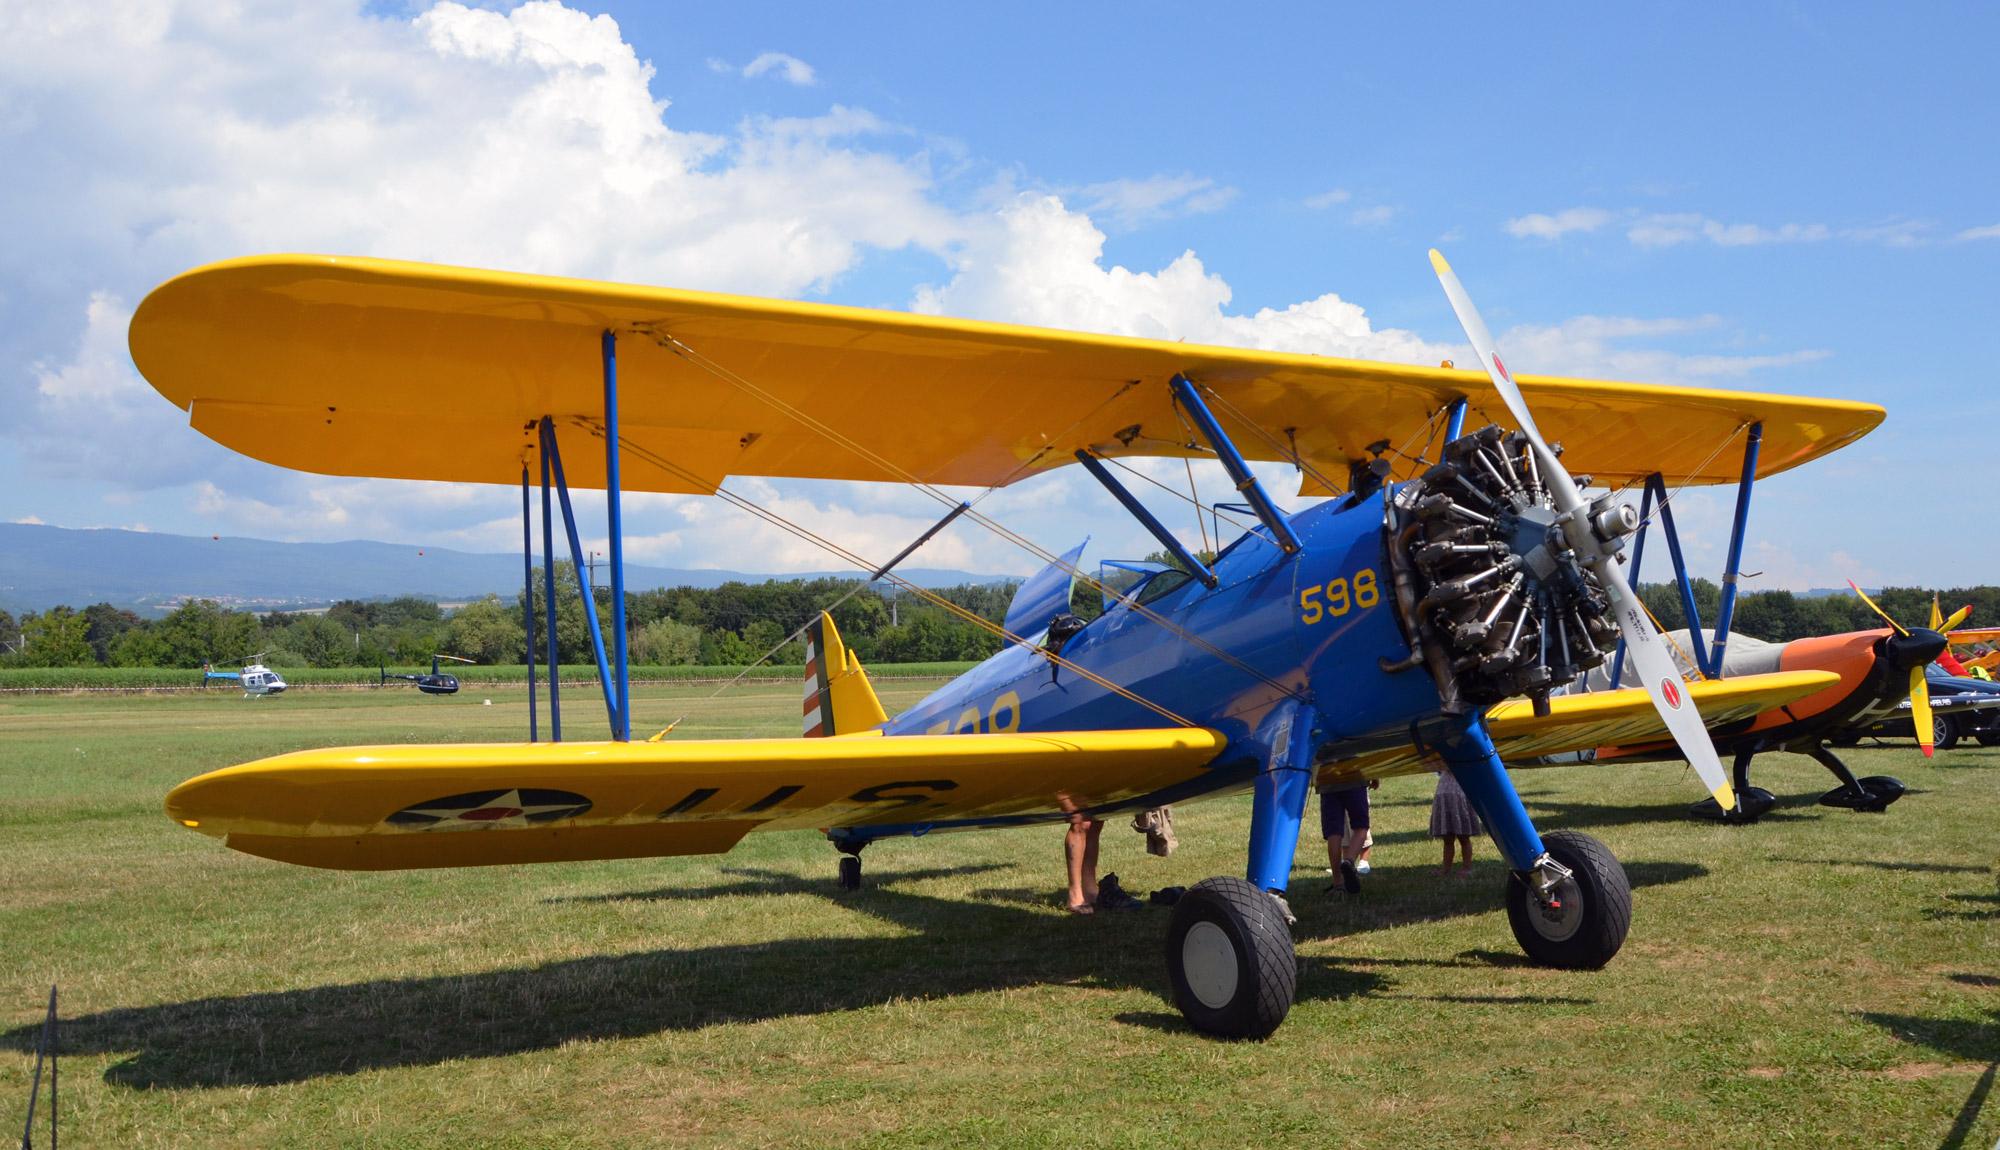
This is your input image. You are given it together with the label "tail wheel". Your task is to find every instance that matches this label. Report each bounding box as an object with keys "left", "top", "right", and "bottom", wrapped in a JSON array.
[
  {"left": 1165, "top": 877, "right": 1296, "bottom": 1039},
  {"left": 1828, "top": 730, "right": 1862, "bottom": 747},
  {"left": 1506, "top": 830, "right": 1631, "bottom": 969}
]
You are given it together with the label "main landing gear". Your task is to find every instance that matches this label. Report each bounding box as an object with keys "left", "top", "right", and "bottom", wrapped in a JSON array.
[
  {"left": 1165, "top": 877, "right": 1298, "bottom": 1040},
  {"left": 1163, "top": 829, "right": 1634, "bottom": 1039},
  {"left": 1689, "top": 747, "right": 1778, "bottom": 823},
  {"left": 1690, "top": 742, "right": 1904, "bottom": 822},
  {"left": 1504, "top": 831, "right": 1631, "bottom": 968}
]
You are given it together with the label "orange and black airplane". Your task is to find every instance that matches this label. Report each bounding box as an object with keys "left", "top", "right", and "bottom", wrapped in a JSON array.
[{"left": 1582, "top": 588, "right": 1970, "bottom": 821}]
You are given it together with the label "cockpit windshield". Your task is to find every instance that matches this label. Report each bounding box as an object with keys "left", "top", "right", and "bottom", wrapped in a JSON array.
[{"left": 1098, "top": 560, "right": 1195, "bottom": 613}]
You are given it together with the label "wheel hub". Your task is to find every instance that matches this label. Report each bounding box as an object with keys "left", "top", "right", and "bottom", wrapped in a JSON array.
[{"left": 1180, "top": 921, "right": 1240, "bottom": 1009}]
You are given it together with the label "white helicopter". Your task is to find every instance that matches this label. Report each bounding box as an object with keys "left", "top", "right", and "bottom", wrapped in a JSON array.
[{"left": 201, "top": 653, "right": 287, "bottom": 698}]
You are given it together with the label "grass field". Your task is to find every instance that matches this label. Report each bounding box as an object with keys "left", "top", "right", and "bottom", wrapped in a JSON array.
[{"left": 1, "top": 682, "right": 1995, "bottom": 1148}]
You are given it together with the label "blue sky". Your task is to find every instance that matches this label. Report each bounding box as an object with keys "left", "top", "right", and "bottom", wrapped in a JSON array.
[{"left": 2, "top": 2, "right": 1992, "bottom": 592}]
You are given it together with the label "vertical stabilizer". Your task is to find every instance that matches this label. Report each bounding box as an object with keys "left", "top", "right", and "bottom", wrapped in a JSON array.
[{"left": 802, "top": 612, "right": 888, "bottom": 736}]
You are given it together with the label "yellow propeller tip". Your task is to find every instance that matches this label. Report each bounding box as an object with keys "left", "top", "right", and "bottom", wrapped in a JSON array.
[
  {"left": 1428, "top": 249, "right": 1451, "bottom": 275},
  {"left": 1713, "top": 782, "right": 1738, "bottom": 812}
]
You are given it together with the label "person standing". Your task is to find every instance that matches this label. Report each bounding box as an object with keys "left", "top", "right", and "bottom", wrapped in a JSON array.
[
  {"left": 1430, "top": 768, "right": 1480, "bottom": 875},
  {"left": 1321, "top": 778, "right": 1376, "bottom": 894}
]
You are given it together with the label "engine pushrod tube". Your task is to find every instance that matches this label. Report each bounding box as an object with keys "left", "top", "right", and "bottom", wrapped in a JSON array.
[{"left": 1168, "top": 375, "right": 1301, "bottom": 554}]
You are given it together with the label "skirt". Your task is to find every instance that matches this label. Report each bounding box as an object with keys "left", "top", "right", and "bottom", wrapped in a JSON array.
[{"left": 1430, "top": 770, "right": 1482, "bottom": 838}]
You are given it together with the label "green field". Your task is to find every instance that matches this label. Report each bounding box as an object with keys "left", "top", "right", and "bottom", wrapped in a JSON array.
[{"left": 2, "top": 683, "right": 1995, "bottom": 1148}]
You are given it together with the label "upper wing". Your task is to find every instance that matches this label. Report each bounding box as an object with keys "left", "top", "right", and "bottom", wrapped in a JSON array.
[
  {"left": 1318, "top": 670, "right": 1839, "bottom": 781},
  {"left": 130, "top": 255, "right": 1882, "bottom": 496},
  {"left": 166, "top": 728, "right": 1226, "bottom": 870}
]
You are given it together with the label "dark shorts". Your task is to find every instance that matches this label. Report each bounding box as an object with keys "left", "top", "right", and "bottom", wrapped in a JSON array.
[{"left": 1320, "top": 784, "right": 1370, "bottom": 839}]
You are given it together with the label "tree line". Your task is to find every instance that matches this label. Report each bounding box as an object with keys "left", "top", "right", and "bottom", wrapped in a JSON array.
[
  {"left": 1, "top": 565, "right": 1992, "bottom": 670},
  {"left": 0, "top": 562, "right": 1015, "bottom": 669}
]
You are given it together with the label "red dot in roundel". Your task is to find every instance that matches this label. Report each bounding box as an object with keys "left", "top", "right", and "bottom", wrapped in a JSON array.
[
  {"left": 1661, "top": 678, "right": 1683, "bottom": 709},
  {"left": 460, "top": 805, "right": 525, "bottom": 821}
]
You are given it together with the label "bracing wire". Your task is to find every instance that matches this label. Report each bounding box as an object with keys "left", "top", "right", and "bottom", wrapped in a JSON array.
[
  {"left": 571, "top": 418, "right": 1200, "bottom": 729},
  {"left": 636, "top": 334, "right": 1305, "bottom": 700}
]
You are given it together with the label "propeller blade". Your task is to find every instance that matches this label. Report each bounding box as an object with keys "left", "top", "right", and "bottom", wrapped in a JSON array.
[
  {"left": 1942, "top": 604, "right": 1972, "bottom": 632},
  {"left": 1847, "top": 580, "right": 1908, "bottom": 636},
  {"left": 1929, "top": 594, "right": 1944, "bottom": 632},
  {"left": 1605, "top": 576, "right": 1736, "bottom": 809},
  {"left": 1429, "top": 248, "right": 1733, "bottom": 811},
  {"left": 1909, "top": 664, "right": 1935, "bottom": 758},
  {"left": 1430, "top": 251, "right": 1557, "bottom": 459}
]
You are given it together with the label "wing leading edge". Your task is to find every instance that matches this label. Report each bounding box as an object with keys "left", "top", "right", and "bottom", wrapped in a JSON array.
[
  {"left": 167, "top": 728, "right": 1226, "bottom": 870},
  {"left": 130, "top": 255, "right": 1884, "bottom": 496}
]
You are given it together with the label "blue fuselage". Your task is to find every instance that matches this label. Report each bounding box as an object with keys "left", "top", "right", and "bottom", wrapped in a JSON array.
[{"left": 886, "top": 494, "right": 1440, "bottom": 776}]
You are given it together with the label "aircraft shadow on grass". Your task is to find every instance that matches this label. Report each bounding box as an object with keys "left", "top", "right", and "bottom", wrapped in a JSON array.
[
  {"left": 2, "top": 859, "right": 1703, "bottom": 1088},
  {"left": 1857, "top": 1006, "right": 2000, "bottom": 1150}
]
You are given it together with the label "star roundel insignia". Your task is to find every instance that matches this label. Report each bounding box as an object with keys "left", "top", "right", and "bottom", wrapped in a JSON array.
[
  {"left": 385, "top": 788, "right": 591, "bottom": 831},
  {"left": 1661, "top": 678, "right": 1683, "bottom": 710}
]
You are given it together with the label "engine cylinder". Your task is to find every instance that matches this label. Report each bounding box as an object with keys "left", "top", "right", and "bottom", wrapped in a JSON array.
[{"left": 1388, "top": 426, "right": 1621, "bottom": 708}]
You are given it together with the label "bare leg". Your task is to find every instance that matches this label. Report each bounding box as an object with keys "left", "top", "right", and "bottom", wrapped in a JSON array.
[
  {"left": 1454, "top": 835, "right": 1473, "bottom": 874},
  {"left": 1438, "top": 837, "right": 1452, "bottom": 874},
  {"left": 1081, "top": 818, "right": 1102, "bottom": 903},
  {"left": 1065, "top": 820, "right": 1094, "bottom": 912}
]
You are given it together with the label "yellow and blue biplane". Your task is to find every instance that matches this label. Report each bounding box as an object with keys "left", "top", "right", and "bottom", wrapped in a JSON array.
[{"left": 130, "top": 251, "right": 1879, "bottom": 1038}]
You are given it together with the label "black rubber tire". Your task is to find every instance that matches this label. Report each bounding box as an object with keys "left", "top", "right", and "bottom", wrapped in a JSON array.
[
  {"left": 1933, "top": 715, "right": 1959, "bottom": 751},
  {"left": 1978, "top": 731, "right": 2000, "bottom": 748},
  {"left": 1828, "top": 730, "right": 1862, "bottom": 747},
  {"left": 1165, "top": 876, "right": 1296, "bottom": 1039},
  {"left": 837, "top": 855, "right": 861, "bottom": 891},
  {"left": 1505, "top": 830, "right": 1631, "bottom": 970}
]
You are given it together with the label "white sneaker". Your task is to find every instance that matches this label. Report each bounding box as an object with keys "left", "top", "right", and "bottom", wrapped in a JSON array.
[{"left": 1354, "top": 859, "right": 1372, "bottom": 876}]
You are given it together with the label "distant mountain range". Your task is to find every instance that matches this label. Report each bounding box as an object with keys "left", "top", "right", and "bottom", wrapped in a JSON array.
[{"left": 0, "top": 523, "right": 1019, "bottom": 615}]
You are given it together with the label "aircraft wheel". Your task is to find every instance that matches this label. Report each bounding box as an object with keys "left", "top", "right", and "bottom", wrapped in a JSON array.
[
  {"left": 1506, "top": 830, "right": 1630, "bottom": 970},
  {"left": 1689, "top": 786, "right": 1776, "bottom": 824},
  {"left": 1165, "top": 877, "right": 1296, "bottom": 1039},
  {"left": 1933, "top": 715, "right": 1959, "bottom": 751},
  {"left": 837, "top": 855, "right": 862, "bottom": 891}
]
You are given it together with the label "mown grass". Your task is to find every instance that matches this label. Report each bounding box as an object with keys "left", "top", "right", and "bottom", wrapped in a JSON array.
[
  {"left": 0, "top": 662, "right": 978, "bottom": 691},
  {"left": 0, "top": 683, "right": 1994, "bottom": 1148}
]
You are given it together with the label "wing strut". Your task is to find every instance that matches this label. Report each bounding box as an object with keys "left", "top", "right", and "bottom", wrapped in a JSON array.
[
  {"left": 1074, "top": 450, "right": 1218, "bottom": 587},
  {"left": 1168, "top": 375, "right": 1302, "bottom": 554}
]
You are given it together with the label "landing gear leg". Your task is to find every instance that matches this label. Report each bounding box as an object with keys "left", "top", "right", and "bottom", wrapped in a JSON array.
[
  {"left": 1426, "top": 711, "right": 1633, "bottom": 971},
  {"left": 1810, "top": 743, "right": 1905, "bottom": 812},
  {"left": 1689, "top": 746, "right": 1777, "bottom": 823}
]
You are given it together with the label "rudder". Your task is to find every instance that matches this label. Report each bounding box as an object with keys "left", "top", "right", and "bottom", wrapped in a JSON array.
[{"left": 803, "top": 612, "right": 888, "bottom": 737}]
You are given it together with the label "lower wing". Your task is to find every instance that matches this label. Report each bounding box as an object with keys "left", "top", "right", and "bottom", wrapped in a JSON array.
[
  {"left": 1319, "top": 670, "right": 1840, "bottom": 781},
  {"left": 167, "top": 728, "right": 1226, "bottom": 870}
]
